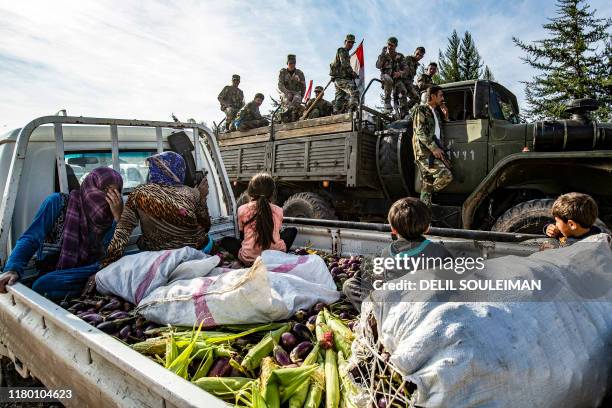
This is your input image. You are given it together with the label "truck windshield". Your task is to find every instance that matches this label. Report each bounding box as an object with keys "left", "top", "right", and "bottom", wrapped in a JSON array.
[{"left": 489, "top": 87, "right": 518, "bottom": 121}]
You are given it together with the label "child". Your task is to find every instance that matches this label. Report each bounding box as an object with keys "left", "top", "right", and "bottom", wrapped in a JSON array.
[
  {"left": 343, "top": 197, "right": 453, "bottom": 310},
  {"left": 544, "top": 192, "right": 602, "bottom": 247},
  {"left": 220, "top": 173, "right": 297, "bottom": 266}
]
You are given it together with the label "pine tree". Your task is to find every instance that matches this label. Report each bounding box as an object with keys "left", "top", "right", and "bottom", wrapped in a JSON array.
[
  {"left": 513, "top": 0, "right": 611, "bottom": 121},
  {"left": 483, "top": 66, "right": 495, "bottom": 81},
  {"left": 459, "top": 31, "right": 483, "bottom": 80},
  {"left": 438, "top": 30, "right": 462, "bottom": 83}
]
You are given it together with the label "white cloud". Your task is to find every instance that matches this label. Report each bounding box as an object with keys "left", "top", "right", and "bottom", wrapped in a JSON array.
[{"left": 0, "top": 0, "right": 610, "bottom": 131}]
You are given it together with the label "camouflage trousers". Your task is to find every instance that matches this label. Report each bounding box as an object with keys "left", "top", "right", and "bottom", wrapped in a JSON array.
[
  {"left": 223, "top": 107, "right": 240, "bottom": 130},
  {"left": 415, "top": 156, "right": 453, "bottom": 206},
  {"left": 381, "top": 74, "right": 408, "bottom": 112},
  {"left": 236, "top": 118, "right": 269, "bottom": 131},
  {"left": 280, "top": 92, "right": 304, "bottom": 122},
  {"left": 306, "top": 108, "right": 323, "bottom": 119},
  {"left": 333, "top": 79, "right": 360, "bottom": 114}
]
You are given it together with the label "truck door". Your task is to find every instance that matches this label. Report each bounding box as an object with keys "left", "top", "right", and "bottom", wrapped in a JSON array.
[{"left": 436, "top": 87, "right": 489, "bottom": 194}]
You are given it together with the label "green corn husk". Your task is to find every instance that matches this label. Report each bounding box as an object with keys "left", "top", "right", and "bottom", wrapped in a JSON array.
[
  {"left": 166, "top": 324, "right": 203, "bottom": 378},
  {"left": 275, "top": 364, "right": 318, "bottom": 403},
  {"left": 323, "top": 309, "right": 354, "bottom": 358},
  {"left": 191, "top": 348, "right": 214, "bottom": 381},
  {"left": 337, "top": 351, "right": 361, "bottom": 408},
  {"left": 221, "top": 322, "right": 287, "bottom": 332},
  {"left": 193, "top": 377, "right": 253, "bottom": 397},
  {"left": 304, "top": 364, "right": 325, "bottom": 408},
  {"left": 325, "top": 349, "right": 340, "bottom": 408},
  {"left": 288, "top": 344, "right": 321, "bottom": 408},
  {"left": 242, "top": 323, "right": 291, "bottom": 371},
  {"left": 165, "top": 332, "right": 178, "bottom": 368},
  {"left": 315, "top": 312, "right": 326, "bottom": 342},
  {"left": 261, "top": 357, "right": 281, "bottom": 408}
]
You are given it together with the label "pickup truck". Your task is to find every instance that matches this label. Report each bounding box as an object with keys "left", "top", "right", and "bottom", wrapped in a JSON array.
[{"left": 0, "top": 115, "right": 540, "bottom": 407}]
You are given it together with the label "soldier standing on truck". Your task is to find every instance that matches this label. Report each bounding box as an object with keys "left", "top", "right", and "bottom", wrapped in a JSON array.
[
  {"left": 278, "top": 54, "right": 306, "bottom": 123},
  {"left": 217, "top": 74, "right": 245, "bottom": 132},
  {"left": 376, "top": 37, "right": 408, "bottom": 116},
  {"left": 412, "top": 85, "right": 453, "bottom": 207},
  {"left": 403, "top": 46, "right": 426, "bottom": 110},
  {"left": 330, "top": 34, "right": 361, "bottom": 114},
  {"left": 233, "top": 93, "right": 269, "bottom": 131},
  {"left": 304, "top": 86, "right": 333, "bottom": 119},
  {"left": 418, "top": 62, "right": 437, "bottom": 96}
]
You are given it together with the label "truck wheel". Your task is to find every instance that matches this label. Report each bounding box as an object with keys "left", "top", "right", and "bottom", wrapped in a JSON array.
[
  {"left": 282, "top": 192, "right": 337, "bottom": 220},
  {"left": 492, "top": 198, "right": 609, "bottom": 234}
]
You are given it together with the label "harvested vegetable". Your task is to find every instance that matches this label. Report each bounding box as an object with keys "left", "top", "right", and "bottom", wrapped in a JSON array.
[
  {"left": 242, "top": 323, "right": 291, "bottom": 371},
  {"left": 290, "top": 341, "right": 313, "bottom": 363},
  {"left": 325, "top": 349, "right": 339, "bottom": 408}
]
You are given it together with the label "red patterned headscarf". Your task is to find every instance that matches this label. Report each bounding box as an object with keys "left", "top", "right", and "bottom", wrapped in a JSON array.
[{"left": 56, "top": 167, "right": 123, "bottom": 269}]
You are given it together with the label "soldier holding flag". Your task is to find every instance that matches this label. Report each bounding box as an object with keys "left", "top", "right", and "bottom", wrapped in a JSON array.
[{"left": 330, "top": 34, "right": 361, "bottom": 114}]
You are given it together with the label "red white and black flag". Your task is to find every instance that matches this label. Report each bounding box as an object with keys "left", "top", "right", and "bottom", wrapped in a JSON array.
[
  {"left": 350, "top": 40, "right": 365, "bottom": 94},
  {"left": 303, "top": 79, "right": 313, "bottom": 102}
]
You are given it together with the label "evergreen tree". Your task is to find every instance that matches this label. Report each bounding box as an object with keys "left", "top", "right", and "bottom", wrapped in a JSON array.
[
  {"left": 459, "top": 31, "right": 483, "bottom": 80},
  {"left": 513, "top": 0, "right": 611, "bottom": 120},
  {"left": 438, "top": 30, "right": 462, "bottom": 83},
  {"left": 483, "top": 65, "right": 495, "bottom": 81}
]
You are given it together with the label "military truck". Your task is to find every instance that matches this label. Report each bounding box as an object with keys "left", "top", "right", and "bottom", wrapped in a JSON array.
[{"left": 218, "top": 79, "right": 612, "bottom": 233}]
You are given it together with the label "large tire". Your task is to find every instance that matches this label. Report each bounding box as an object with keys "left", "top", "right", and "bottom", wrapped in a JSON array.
[
  {"left": 282, "top": 192, "right": 337, "bottom": 220},
  {"left": 492, "top": 198, "right": 608, "bottom": 234}
]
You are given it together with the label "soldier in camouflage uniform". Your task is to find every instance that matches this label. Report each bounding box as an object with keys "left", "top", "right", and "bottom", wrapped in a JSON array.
[
  {"left": 278, "top": 54, "right": 306, "bottom": 123},
  {"left": 330, "top": 34, "right": 360, "bottom": 114},
  {"left": 418, "top": 62, "right": 438, "bottom": 104},
  {"left": 403, "top": 46, "right": 426, "bottom": 111},
  {"left": 412, "top": 85, "right": 453, "bottom": 206},
  {"left": 233, "top": 93, "right": 269, "bottom": 131},
  {"left": 304, "top": 86, "right": 333, "bottom": 119},
  {"left": 217, "top": 74, "right": 245, "bottom": 131},
  {"left": 376, "top": 37, "right": 407, "bottom": 116}
]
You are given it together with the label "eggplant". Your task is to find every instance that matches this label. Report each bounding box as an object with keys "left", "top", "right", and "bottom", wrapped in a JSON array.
[
  {"left": 67, "top": 302, "right": 86, "bottom": 313},
  {"left": 347, "top": 321, "right": 356, "bottom": 331},
  {"left": 81, "top": 313, "right": 103, "bottom": 324},
  {"left": 209, "top": 357, "right": 231, "bottom": 377},
  {"left": 119, "top": 325, "right": 131, "bottom": 339},
  {"left": 134, "top": 328, "right": 144, "bottom": 339},
  {"left": 307, "top": 315, "right": 317, "bottom": 325},
  {"left": 312, "top": 302, "right": 326, "bottom": 314},
  {"left": 95, "top": 299, "right": 105, "bottom": 311},
  {"left": 273, "top": 344, "right": 292, "bottom": 366},
  {"left": 100, "top": 298, "right": 121, "bottom": 312},
  {"left": 134, "top": 317, "right": 147, "bottom": 329},
  {"left": 96, "top": 320, "right": 121, "bottom": 333},
  {"left": 331, "top": 267, "right": 343, "bottom": 275},
  {"left": 107, "top": 311, "right": 130, "bottom": 321},
  {"left": 292, "top": 323, "right": 312, "bottom": 341},
  {"left": 289, "top": 341, "right": 313, "bottom": 363},
  {"left": 329, "top": 262, "right": 338, "bottom": 269},
  {"left": 280, "top": 332, "right": 297, "bottom": 350},
  {"left": 378, "top": 397, "right": 388, "bottom": 408},
  {"left": 338, "top": 312, "right": 350, "bottom": 320}
]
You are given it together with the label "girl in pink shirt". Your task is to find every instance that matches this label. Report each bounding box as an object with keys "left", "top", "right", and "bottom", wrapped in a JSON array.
[{"left": 220, "top": 173, "right": 297, "bottom": 265}]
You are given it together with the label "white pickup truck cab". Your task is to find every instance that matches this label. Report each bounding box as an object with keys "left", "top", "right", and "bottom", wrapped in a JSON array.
[{"left": 0, "top": 115, "right": 539, "bottom": 407}]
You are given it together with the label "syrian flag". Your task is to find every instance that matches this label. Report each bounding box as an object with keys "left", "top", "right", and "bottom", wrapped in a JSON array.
[
  {"left": 350, "top": 40, "right": 365, "bottom": 94},
  {"left": 303, "top": 79, "right": 313, "bottom": 102}
]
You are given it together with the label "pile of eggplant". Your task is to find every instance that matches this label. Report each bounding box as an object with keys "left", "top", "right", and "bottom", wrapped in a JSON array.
[{"left": 61, "top": 296, "right": 158, "bottom": 343}]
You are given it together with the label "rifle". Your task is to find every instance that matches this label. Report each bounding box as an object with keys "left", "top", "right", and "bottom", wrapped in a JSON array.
[
  {"left": 429, "top": 137, "right": 452, "bottom": 170},
  {"left": 300, "top": 79, "right": 333, "bottom": 120}
]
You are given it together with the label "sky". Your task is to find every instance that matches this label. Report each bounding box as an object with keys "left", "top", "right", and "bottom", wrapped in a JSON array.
[{"left": 1, "top": 0, "right": 611, "bottom": 131}]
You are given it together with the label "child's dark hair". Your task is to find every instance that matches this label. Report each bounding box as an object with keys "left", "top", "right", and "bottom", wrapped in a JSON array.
[
  {"left": 552, "top": 192, "right": 598, "bottom": 228},
  {"left": 245, "top": 172, "right": 276, "bottom": 248},
  {"left": 388, "top": 197, "right": 431, "bottom": 239}
]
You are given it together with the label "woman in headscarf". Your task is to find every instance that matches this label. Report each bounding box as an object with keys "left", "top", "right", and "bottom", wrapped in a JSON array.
[
  {"left": 101, "top": 151, "right": 212, "bottom": 267},
  {"left": 0, "top": 167, "right": 123, "bottom": 299}
]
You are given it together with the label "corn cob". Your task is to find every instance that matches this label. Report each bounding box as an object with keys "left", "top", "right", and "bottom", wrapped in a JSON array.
[
  {"left": 325, "top": 349, "right": 340, "bottom": 408},
  {"left": 260, "top": 357, "right": 281, "bottom": 408},
  {"left": 337, "top": 351, "right": 361, "bottom": 408},
  {"left": 304, "top": 363, "right": 325, "bottom": 408},
  {"left": 288, "top": 344, "right": 321, "bottom": 408},
  {"left": 242, "top": 323, "right": 291, "bottom": 371},
  {"left": 192, "top": 377, "right": 253, "bottom": 397},
  {"left": 323, "top": 309, "right": 354, "bottom": 358}
]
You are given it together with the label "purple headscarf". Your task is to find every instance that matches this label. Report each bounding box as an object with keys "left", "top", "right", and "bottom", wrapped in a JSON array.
[
  {"left": 56, "top": 167, "right": 123, "bottom": 269},
  {"left": 146, "top": 151, "right": 186, "bottom": 186}
]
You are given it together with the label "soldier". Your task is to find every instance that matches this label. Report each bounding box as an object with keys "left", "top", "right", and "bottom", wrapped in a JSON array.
[
  {"left": 217, "top": 74, "right": 245, "bottom": 131},
  {"left": 418, "top": 62, "right": 438, "bottom": 104},
  {"left": 303, "top": 86, "right": 333, "bottom": 119},
  {"left": 233, "top": 93, "right": 269, "bottom": 131},
  {"left": 403, "top": 46, "right": 426, "bottom": 110},
  {"left": 330, "top": 34, "right": 360, "bottom": 114},
  {"left": 376, "top": 37, "right": 408, "bottom": 116},
  {"left": 278, "top": 54, "right": 306, "bottom": 123},
  {"left": 412, "top": 85, "right": 453, "bottom": 206}
]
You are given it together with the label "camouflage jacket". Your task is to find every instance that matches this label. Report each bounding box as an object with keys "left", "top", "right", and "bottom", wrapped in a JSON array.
[
  {"left": 376, "top": 50, "right": 405, "bottom": 76},
  {"left": 217, "top": 85, "right": 244, "bottom": 110},
  {"left": 330, "top": 47, "right": 357, "bottom": 80},
  {"left": 412, "top": 104, "right": 445, "bottom": 157},
  {"left": 236, "top": 101, "right": 263, "bottom": 123},
  {"left": 278, "top": 68, "right": 306, "bottom": 95},
  {"left": 417, "top": 73, "right": 434, "bottom": 92},
  {"left": 402, "top": 55, "right": 420, "bottom": 82},
  {"left": 305, "top": 97, "right": 333, "bottom": 116}
]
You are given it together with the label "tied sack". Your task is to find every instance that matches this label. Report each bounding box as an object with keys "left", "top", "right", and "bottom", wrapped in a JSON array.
[{"left": 137, "top": 250, "right": 340, "bottom": 327}]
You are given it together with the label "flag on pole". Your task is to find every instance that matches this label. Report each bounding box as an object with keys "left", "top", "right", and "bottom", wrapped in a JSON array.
[
  {"left": 350, "top": 40, "right": 365, "bottom": 94},
  {"left": 303, "top": 79, "right": 313, "bottom": 102}
]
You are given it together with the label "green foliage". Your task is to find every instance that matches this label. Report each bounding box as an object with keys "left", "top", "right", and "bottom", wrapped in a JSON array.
[
  {"left": 438, "top": 30, "right": 462, "bottom": 83},
  {"left": 483, "top": 66, "right": 495, "bottom": 81},
  {"left": 438, "top": 30, "right": 491, "bottom": 84},
  {"left": 513, "top": 0, "right": 611, "bottom": 121}
]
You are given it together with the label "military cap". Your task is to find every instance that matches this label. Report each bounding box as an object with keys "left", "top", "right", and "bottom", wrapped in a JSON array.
[
  {"left": 345, "top": 34, "right": 355, "bottom": 42},
  {"left": 232, "top": 74, "right": 240, "bottom": 80},
  {"left": 287, "top": 54, "right": 296, "bottom": 63},
  {"left": 387, "top": 37, "right": 398, "bottom": 45},
  {"left": 314, "top": 86, "right": 324, "bottom": 92},
  {"left": 254, "top": 93, "right": 265, "bottom": 100}
]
